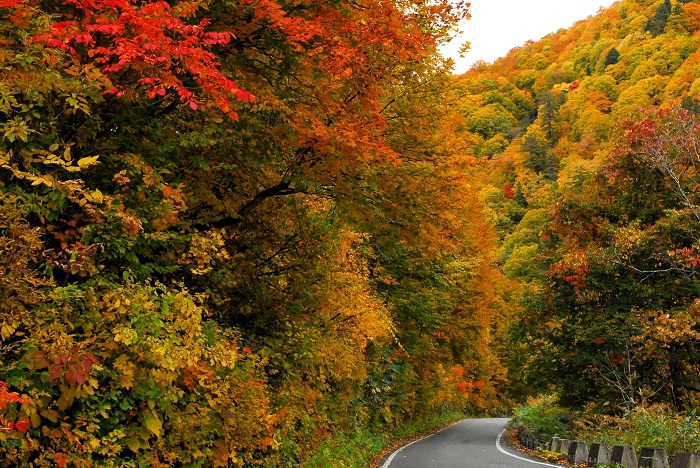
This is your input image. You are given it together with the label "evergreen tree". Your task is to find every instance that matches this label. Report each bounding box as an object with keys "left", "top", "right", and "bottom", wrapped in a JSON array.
[
  {"left": 514, "top": 182, "right": 528, "bottom": 207},
  {"left": 537, "top": 93, "right": 562, "bottom": 143},
  {"left": 604, "top": 47, "right": 620, "bottom": 67},
  {"left": 644, "top": 0, "right": 672, "bottom": 36}
]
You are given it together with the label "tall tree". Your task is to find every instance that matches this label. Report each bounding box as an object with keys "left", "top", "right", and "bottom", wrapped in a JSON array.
[{"left": 645, "top": 0, "right": 672, "bottom": 36}]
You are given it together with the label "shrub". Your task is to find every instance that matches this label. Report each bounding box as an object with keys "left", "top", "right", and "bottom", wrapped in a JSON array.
[{"left": 513, "top": 395, "right": 572, "bottom": 443}]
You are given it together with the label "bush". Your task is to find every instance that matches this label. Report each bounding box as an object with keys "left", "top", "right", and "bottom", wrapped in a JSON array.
[{"left": 513, "top": 395, "right": 572, "bottom": 443}]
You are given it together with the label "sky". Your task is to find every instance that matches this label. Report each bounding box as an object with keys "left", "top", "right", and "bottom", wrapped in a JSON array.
[{"left": 442, "top": 0, "right": 619, "bottom": 74}]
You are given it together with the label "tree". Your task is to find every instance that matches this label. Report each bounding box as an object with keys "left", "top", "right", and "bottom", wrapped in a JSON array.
[
  {"left": 521, "top": 124, "right": 559, "bottom": 179},
  {"left": 681, "top": 96, "right": 700, "bottom": 114},
  {"left": 0, "top": 0, "right": 517, "bottom": 464},
  {"left": 645, "top": 0, "right": 672, "bottom": 36},
  {"left": 514, "top": 181, "right": 528, "bottom": 207},
  {"left": 604, "top": 47, "right": 621, "bottom": 67},
  {"left": 520, "top": 107, "right": 700, "bottom": 410}
]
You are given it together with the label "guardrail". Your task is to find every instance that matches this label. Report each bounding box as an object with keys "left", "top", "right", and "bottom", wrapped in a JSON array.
[{"left": 516, "top": 426, "right": 700, "bottom": 467}]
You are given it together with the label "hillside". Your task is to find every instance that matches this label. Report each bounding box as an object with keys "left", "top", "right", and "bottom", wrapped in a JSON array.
[
  {"left": 455, "top": 0, "right": 700, "bottom": 409},
  {"left": 3, "top": 0, "right": 700, "bottom": 465}
]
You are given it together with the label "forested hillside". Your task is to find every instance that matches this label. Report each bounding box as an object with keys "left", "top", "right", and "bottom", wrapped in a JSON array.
[
  {"left": 456, "top": 0, "right": 700, "bottom": 412},
  {"left": 0, "top": 0, "right": 518, "bottom": 466},
  {"left": 5, "top": 0, "right": 700, "bottom": 465}
]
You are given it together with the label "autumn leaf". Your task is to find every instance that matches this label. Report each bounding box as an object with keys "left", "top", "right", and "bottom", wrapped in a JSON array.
[
  {"left": 77, "top": 156, "right": 99, "bottom": 168},
  {"left": 144, "top": 413, "right": 162, "bottom": 437},
  {"left": 55, "top": 453, "right": 68, "bottom": 468},
  {"left": 14, "top": 419, "right": 30, "bottom": 431}
]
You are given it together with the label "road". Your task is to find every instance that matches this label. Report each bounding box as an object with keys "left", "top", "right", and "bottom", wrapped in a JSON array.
[{"left": 379, "top": 418, "right": 559, "bottom": 468}]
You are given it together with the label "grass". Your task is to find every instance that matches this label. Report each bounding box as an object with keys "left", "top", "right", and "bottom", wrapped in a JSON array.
[{"left": 302, "top": 411, "right": 467, "bottom": 468}]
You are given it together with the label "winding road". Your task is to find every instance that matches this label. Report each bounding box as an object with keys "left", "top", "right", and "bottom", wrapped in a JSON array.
[{"left": 379, "top": 418, "right": 560, "bottom": 468}]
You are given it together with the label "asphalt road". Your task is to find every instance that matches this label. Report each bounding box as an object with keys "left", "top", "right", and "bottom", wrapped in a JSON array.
[{"left": 379, "top": 418, "right": 559, "bottom": 468}]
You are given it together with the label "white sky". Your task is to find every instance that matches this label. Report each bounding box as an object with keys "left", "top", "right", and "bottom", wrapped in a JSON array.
[{"left": 443, "top": 0, "right": 619, "bottom": 74}]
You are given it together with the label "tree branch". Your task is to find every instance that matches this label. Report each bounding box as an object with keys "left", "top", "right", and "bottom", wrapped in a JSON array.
[
  {"left": 237, "top": 180, "right": 297, "bottom": 217},
  {"left": 191, "top": 180, "right": 300, "bottom": 230}
]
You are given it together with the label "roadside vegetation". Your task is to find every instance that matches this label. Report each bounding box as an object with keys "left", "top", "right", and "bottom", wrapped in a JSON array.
[{"left": 513, "top": 396, "right": 700, "bottom": 458}]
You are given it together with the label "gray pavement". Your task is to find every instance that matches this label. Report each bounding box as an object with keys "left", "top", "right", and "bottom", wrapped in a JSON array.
[{"left": 379, "top": 418, "right": 560, "bottom": 468}]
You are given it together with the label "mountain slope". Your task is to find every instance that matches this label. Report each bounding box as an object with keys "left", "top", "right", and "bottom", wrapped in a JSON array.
[{"left": 456, "top": 0, "right": 700, "bottom": 408}]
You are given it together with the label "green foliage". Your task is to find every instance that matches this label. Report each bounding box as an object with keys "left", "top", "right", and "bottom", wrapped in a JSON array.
[
  {"left": 478, "top": 134, "right": 510, "bottom": 158},
  {"left": 604, "top": 47, "right": 621, "bottom": 67},
  {"left": 645, "top": 0, "right": 672, "bottom": 36},
  {"left": 304, "top": 411, "right": 465, "bottom": 468},
  {"left": 681, "top": 96, "right": 700, "bottom": 114},
  {"left": 465, "top": 105, "right": 516, "bottom": 140},
  {"left": 514, "top": 395, "right": 573, "bottom": 442}
]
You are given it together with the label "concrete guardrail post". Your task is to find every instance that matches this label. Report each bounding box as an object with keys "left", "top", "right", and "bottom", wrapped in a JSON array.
[
  {"left": 671, "top": 453, "right": 700, "bottom": 468},
  {"left": 588, "top": 442, "right": 612, "bottom": 466},
  {"left": 550, "top": 437, "right": 561, "bottom": 452},
  {"left": 612, "top": 445, "right": 638, "bottom": 468},
  {"left": 639, "top": 448, "right": 669, "bottom": 468},
  {"left": 568, "top": 441, "right": 588, "bottom": 464},
  {"left": 560, "top": 439, "right": 571, "bottom": 455}
]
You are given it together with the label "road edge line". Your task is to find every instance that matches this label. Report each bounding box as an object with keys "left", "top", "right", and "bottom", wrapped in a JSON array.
[
  {"left": 496, "top": 429, "right": 561, "bottom": 467},
  {"left": 381, "top": 434, "right": 434, "bottom": 468},
  {"left": 381, "top": 419, "right": 465, "bottom": 468}
]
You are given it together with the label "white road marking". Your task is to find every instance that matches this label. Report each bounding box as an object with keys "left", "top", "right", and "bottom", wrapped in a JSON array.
[
  {"left": 381, "top": 421, "right": 561, "bottom": 467},
  {"left": 496, "top": 429, "right": 561, "bottom": 467},
  {"left": 381, "top": 433, "right": 434, "bottom": 468},
  {"left": 381, "top": 420, "right": 464, "bottom": 468}
]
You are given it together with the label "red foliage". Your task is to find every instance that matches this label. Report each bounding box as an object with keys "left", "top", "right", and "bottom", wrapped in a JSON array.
[
  {"left": 55, "top": 453, "right": 68, "bottom": 468},
  {"left": 33, "top": 352, "right": 100, "bottom": 386},
  {"left": 1, "top": 0, "right": 254, "bottom": 119},
  {"left": 503, "top": 184, "right": 515, "bottom": 200},
  {"left": 0, "top": 381, "right": 27, "bottom": 409},
  {"left": 548, "top": 250, "right": 590, "bottom": 291},
  {"left": 12, "top": 419, "right": 30, "bottom": 431},
  {"left": 0, "top": 381, "right": 29, "bottom": 432}
]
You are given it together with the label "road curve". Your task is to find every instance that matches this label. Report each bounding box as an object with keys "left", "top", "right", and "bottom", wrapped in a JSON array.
[{"left": 379, "top": 418, "right": 559, "bottom": 468}]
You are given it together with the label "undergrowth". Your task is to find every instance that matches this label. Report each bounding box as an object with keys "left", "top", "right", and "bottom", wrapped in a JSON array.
[
  {"left": 573, "top": 404, "right": 700, "bottom": 457},
  {"left": 513, "top": 395, "right": 573, "bottom": 442},
  {"left": 303, "top": 411, "right": 466, "bottom": 468}
]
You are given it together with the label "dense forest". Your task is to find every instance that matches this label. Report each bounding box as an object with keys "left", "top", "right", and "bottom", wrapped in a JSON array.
[
  {"left": 0, "top": 0, "right": 512, "bottom": 466},
  {"left": 3, "top": 0, "right": 700, "bottom": 465},
  {"left": 460, "top": 0, "right": 700, "bottom": 413}
]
